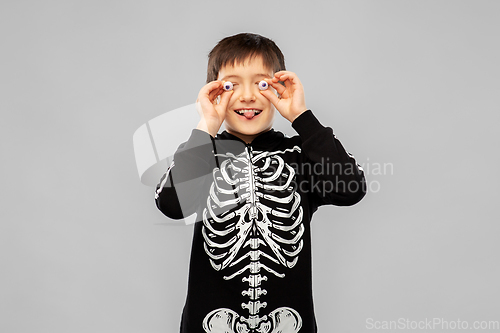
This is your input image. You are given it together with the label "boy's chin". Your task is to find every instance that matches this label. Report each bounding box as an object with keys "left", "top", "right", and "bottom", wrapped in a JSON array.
[{"left": 226, "top": 124, "right": 273, "bottom": 137}]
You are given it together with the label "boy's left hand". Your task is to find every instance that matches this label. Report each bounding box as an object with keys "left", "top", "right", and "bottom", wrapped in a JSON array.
[{"left": 260, "top": 71, "right": 307, "bottom": 123}]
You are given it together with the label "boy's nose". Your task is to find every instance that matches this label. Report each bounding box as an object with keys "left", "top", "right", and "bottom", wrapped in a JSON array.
[
  {"left": 239, "top": 95, "right": 256, "bottom": 102},
  {"left": 238, "top": 90, "right": 256, "bottom": 102}
]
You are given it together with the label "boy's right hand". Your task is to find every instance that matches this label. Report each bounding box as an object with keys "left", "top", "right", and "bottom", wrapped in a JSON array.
[{"left": 196, "top": 80, "right": 233, "bottom": 137}]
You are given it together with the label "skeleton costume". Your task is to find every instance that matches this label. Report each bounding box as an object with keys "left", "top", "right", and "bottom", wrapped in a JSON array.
[{"left": 155, "top": 110, "right": 366, "bottom": 333}]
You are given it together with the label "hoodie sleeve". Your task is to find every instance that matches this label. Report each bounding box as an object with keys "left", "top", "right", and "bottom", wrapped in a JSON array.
[
  {"left": 154, "top": 129, "right": 216, "bottom": 219},
  {"left": 292, "top": 110, "right": 366, "bottom": 206}
]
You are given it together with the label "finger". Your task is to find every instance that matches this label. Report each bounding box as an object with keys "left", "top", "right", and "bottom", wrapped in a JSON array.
[
  {"left": 274, "top": 71, "right": 296, "bottom": 83},
  {"left": 207, "top": 83, "right": 223, "bottom": 101},
  {"left": 271, "top": 76, "right": 288, "bottom": 90},
  {"left": 283, "top": 77, "right": 293, "bottom": 91},
  {"left": 265, "top": 78, "right": 286, "bottom": 96},
  {"left": 283, "top": 76, "right": 302, "bottom": 94},
  {"left": 197, "top": 81, "right": 222, "bottom": 112},
  {"left": 274, "top": 71, "right": 301, "bottom": 85},
  {"left": 209, "top": 86, "right": 223, "bottom": 102},
  {"left": 274, "top": 70, "right": 290, "bottom": 78},
  {"left": 277, "top": 73, "right": 290, "bottom": 81},
  {"left": 217, "top": 90, "right": 233, "bottom": 112},
  {"left": 276, "top": 73, "right": 298, "bottom": 89},
  {"left": 205, "top": 80, "right": 222, "bottom": 92},
  {"left": 200, "top": 80, "right": 222, "bottom": 99},
  {"left": 275, "top": 72, "right": 298, "bottom": 80},
  {"left": 259, "top": 89, "right": 282, "bottom": 108},
  {"left": 274, "top": 73, "right": 292, "bottom": 90}
]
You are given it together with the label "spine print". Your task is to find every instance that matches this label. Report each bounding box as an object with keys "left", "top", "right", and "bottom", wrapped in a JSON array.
[{"left": 202, "top": 146, "right": 303, "bottom": 332}]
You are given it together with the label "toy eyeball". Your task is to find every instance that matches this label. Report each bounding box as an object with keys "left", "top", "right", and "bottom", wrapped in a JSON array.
[
  {"left": 222, "top": 81, "right": 233, "bottom": 91},
  {"left": 258, "top": 80, "right": 269, "bottom": 90}
]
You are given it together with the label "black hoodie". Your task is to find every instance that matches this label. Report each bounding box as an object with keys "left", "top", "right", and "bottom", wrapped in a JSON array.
[{"left": 155, "top": 110, "right": 366, "bottom": 333}]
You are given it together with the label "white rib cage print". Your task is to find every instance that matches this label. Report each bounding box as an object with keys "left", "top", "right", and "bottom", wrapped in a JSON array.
[{"left": 202, "top": 146, "right": 303, "bottom": 333}]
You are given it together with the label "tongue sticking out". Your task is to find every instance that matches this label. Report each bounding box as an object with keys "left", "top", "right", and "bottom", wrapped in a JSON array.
[{"left": 244, "top": 111, "right": 255, "bottom": 119}]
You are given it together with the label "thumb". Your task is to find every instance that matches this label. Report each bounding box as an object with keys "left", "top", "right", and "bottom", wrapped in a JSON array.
[
  {"left": 260, "top": 90, "right": 281, "bottom": 108},
  {"left": 218, "top": 90, "right": 233, "bottom": 112}
]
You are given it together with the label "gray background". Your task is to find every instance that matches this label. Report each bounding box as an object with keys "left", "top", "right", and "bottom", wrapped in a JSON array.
[{"left": 1, "top": 1, "right": 499, "bottom": 332}]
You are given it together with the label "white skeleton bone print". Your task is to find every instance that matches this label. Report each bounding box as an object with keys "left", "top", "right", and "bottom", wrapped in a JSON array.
[{"left": 202, "top": 146, "right": 304, "bottom": 332}]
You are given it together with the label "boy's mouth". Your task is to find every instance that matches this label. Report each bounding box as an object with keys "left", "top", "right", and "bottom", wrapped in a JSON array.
[{"left": 234, "top": 108, "right": 262, "bottom": 119}]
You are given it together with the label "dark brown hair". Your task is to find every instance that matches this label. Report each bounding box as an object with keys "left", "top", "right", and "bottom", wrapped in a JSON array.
[{"left": 206, "top": 33, "right": 286, "bottom": 83}]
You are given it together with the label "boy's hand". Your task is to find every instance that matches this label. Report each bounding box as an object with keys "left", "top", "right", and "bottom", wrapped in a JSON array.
[
  {"left": 196, "top": 80, "right": 233, "bottom": 137},
  {"left": 260, "top": 71, "right": 307, "bottom": 123}
]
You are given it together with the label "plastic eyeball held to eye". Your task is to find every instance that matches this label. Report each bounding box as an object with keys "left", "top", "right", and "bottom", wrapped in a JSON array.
[
  {"left": 258, "top": 80, "right": 269, "bottom": 91},
  {"left": 222, "top": 81, "right": 233, "bottom": 91}
]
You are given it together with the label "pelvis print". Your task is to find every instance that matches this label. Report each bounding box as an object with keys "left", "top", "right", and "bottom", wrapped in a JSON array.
[
  {"left": 202, "top": 146, "right": 304, "bottom": 332},
  {"left": 203, "top": 307, "right": 302, "bottom": 333}
]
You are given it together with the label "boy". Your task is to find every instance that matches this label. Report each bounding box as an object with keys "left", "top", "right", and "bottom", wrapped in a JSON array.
[{"left": 155, "top": 33, "right": 366, "bottom": 333}]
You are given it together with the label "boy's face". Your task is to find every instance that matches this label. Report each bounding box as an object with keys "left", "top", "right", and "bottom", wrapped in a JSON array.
[{"left": 217, "top": 55, "right": 276, "bottom": 143}]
